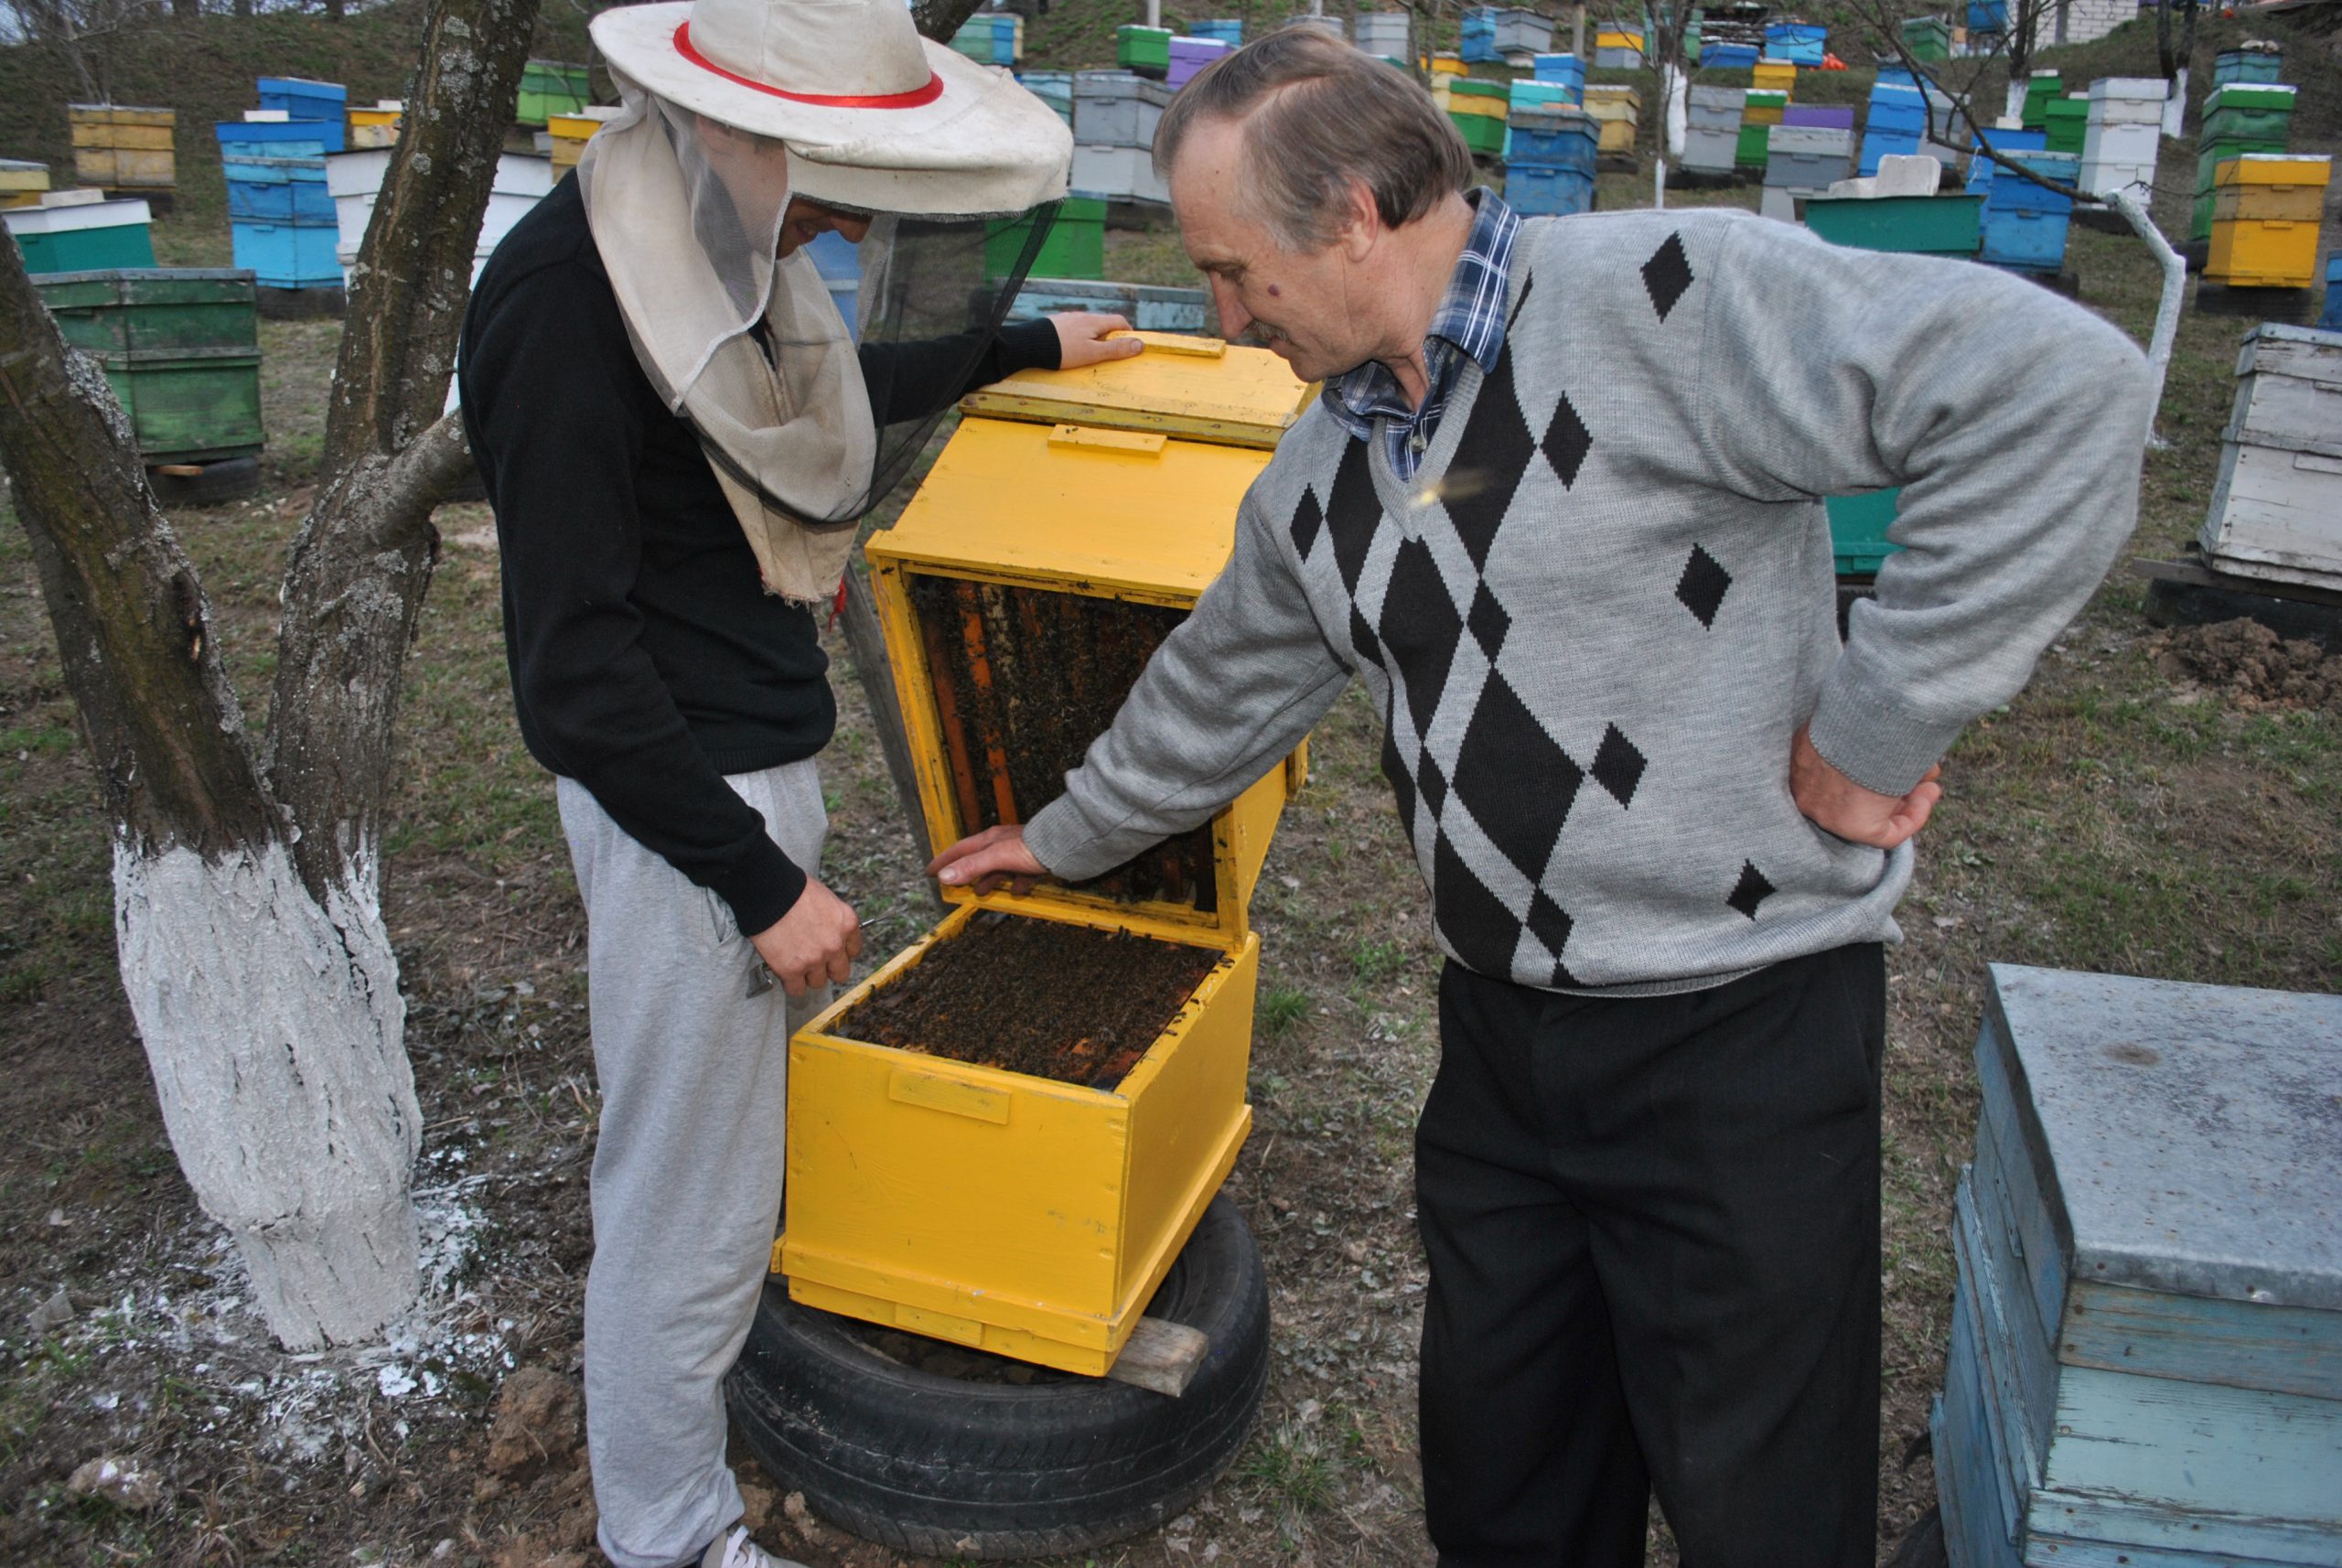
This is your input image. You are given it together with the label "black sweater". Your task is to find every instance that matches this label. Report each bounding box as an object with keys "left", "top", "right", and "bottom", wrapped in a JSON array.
[{"left": 457, "top": 176, "right": 1059, "bottom": 936}]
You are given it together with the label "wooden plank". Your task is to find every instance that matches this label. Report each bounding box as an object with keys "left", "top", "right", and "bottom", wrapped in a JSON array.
[
  {"left": 2022, "top": 1483, "right": 2342, "bottom": 1565},
  {"left": 2064, "top": 1279, "right": 2342, "bottom": 1403},
  {"left": 1102, "top": 1315, "right": 1209, "bottom": 1398},
  {"left": 1961, "top": 1166, "right": 2061, "bottom": 1476}
]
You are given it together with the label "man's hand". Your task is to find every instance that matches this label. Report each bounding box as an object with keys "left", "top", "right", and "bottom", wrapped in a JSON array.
[
  {"left": 1049, "top": 312, "right": 1145, "bottom": 371},
  {"left": 1789, "top": 725, "right": 1941, "bottom": 849},
  {"left": 750, "top": 876, "right": 863, "bottom": 997},
  {"left": 927, "top": 824, "right": 1047, "bottom": 897}
]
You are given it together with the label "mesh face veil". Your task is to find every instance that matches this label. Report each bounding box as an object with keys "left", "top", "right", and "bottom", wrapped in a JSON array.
[{"left": 578, "top": 70, "right": 1062, "bottom": 603}]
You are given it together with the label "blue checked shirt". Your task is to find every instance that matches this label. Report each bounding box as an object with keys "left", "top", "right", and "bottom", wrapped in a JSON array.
[{"left": 1323, "top": 188, "right": 1521, "bottom": 483}]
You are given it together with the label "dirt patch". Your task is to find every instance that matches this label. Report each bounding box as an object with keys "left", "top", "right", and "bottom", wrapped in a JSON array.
[
  {"left": 833, "top": 909, "right": 1221, "bottom": 1090},
  {"left": 2157, "top": 620, "right": 2342, "bottom": 712}
]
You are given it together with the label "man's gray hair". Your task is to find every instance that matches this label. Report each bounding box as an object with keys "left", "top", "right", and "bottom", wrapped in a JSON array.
[{"left": 1153, "top": 30, "right": 1474, "bottom": 253}]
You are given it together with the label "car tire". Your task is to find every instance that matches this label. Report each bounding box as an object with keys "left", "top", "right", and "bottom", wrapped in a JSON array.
[{"left": 726, "top": 1193, "right": 1270, "bottom": 1561}]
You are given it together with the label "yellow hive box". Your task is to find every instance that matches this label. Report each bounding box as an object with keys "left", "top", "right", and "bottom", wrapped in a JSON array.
[
  {"left": 1752, "top": 60, "right": 1797, "bottom": 94},
  {"left": 547, "top": 106, "right": 621, "bottom": 170},
  {"left": 2208, "top": 156, "right": 2330, "bottom": 286},
  {"left": 2206, "top": 219, "right": 2319, "bottom": 288},
  {"left": 1446, "top": 95, "right": 1508, "bottom": 121},
  {"left": 779, "top": 334, "right": 1315, "bottom": 1377},
  {"left": 347, "top": 102, "right": 403, "bottom": 149},
  {"left": 0, "top": 159, "right": 48, "bottom": 208},
  {"left": 1595, "top": 28, "right": 1645, "bottom": 48},
  {"left": 69, "top": 104, "right": 175, "bottom": 191},
  {"left": 2211, "top": 181, "right": 2324, "bottom": 223},
  {"left": 1744, "top": 102, "right": 1785, "bottom": 126}
]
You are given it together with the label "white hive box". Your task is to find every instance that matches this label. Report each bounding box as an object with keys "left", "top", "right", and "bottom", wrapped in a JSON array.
[{"left": 2199, "top": 324, "right": 2342, "bottom": 591}]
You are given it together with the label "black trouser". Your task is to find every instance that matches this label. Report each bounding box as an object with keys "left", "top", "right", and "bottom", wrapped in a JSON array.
[{"left": 1415, "top": 944, "right": 1885, "bottom": 1568}]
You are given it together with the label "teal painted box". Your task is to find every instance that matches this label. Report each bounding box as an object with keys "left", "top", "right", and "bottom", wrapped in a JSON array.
[
  {"left": 1803, "top": 194, "right": 1982, "bottom": 255},
  {"left": 1932, "top": 966, "right": 2342, "bottom": 1568},
  {"left": 3, "top": 199, "right": 156, "bottom": 273},
  {"left": 1824, "top": 489, "right": 1901, "bottom": 575}
]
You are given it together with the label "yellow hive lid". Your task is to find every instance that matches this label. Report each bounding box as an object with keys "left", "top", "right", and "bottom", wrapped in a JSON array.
[
  {"left": 2214, "top": 154, "right": 2332, "bottom": 188},
  {"left": 959, "top": 331, "right": 1313, "bottom": 450}
]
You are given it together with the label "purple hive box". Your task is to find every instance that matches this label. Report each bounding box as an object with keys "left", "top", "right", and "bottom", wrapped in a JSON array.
[
  {"left": 1167, "top": 35, "right": 1230, "bottom": 91},
  {"left": 1782, "top": 105, "right": 1856, "bottom": 129}
]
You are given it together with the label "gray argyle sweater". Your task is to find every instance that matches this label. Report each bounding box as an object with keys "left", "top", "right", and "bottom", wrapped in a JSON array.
[{"left": 1023, "top": 207, "right": 2151, "bottom": 994}]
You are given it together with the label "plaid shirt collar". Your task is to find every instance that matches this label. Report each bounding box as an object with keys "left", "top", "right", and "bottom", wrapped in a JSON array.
[{"left": 1321, "top": 188, "right": 1520, "bottom": 464}]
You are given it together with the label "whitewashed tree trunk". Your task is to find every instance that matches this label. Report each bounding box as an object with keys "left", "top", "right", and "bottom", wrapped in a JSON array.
[
  {"left": 2105, "top": 185, "right": 2185, "bottom": 449},
  {"left": 1661, "top": 61, "right": 1688, "bottom": 158},
  {"left": 2161, "top": 67, "right": 2186, "bottom": 137},
  {"left": 114, "top": 840, "right": 420, "bottom": 1349},
  {"left": 2004, "top": 80, "right": 2028, "bottom": 124}
]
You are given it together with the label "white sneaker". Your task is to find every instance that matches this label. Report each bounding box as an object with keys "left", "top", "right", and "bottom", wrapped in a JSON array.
[{"left": 700, "top": 1525, "right": 807, "bottom": 1568}]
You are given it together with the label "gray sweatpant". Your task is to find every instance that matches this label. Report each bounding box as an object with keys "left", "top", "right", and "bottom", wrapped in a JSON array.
[{"left": 557, "top": 762, "right": 829, "bottom": 1568}]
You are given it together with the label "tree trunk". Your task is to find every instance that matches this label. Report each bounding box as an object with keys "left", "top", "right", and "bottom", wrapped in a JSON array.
[
  {"left": 908, "top": 0, "right": 989, "bottom": 46},
  {"left": 0, "top": 0, "right": 540, "bottom": 1351}
]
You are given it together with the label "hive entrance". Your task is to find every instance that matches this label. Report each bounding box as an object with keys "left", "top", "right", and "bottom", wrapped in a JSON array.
[
  {"left": 907, "top": 572, "right": 1218, "bottom": 912},
  {"left": 832, "top": 911, "right": 1221, "bottom": 1090}
]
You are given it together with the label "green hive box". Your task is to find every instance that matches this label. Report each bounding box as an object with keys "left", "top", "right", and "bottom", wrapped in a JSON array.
[
  {"left": 985, "top": 198, "right": 1106, "bottom": 282},
  {"left": 1450, "top": 111, "right": 1508, "bottom": 157},
  {"left": 1736, "top": 122, "right": 1771, "bottom": 166},
  {"left": 1825, "top": 489, "right": 1901, "bottom": 575},
  {"left": 2042, "top": 98, "right": 2089, "bottom": 155},
  {"left": 1803, "top": 194, "right": 1982, "bottom": 255},
  {"left": 518, "top": 60, "right": 590, "bottom": 126},
  {"left": 1115, "top": 26, "right": 1171, "bottom": 72},
  {"left": 10, "top": 220, "right": 156, "bottom": 274},
  {"left": 37, "top": 268, "right": 263, "bottom": 463},
  {"left": 2020, "top": 74, "right": 2062, "bottom": 130}
]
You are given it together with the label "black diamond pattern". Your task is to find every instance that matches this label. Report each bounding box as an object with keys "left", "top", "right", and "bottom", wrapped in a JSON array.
[
  {"left": 1642, "top": 232, "right": 1694, "bottom": 322},
  {"left": 1289, "top": 485, "right": 1323, "bottom": 561},
  {"left": 1504, "top": 272, "right": 1536, "bottom": 330},
  {"left": 1418, "top": 755, "right": 1448, "bottom": 821},
  {"left": 1325, "top": 438, "right": 1381, "bottom": 595},
  {"left": 1542, "top": 392, "right": 1591, "bottom": 490},
  {"left": 1350, "top": 605, "right": 1382, "bottom": 667},
  {"left": 1443, "top": 351, "right": 1533, "bottom": 569},
  {"left": 1380, "top": 724, "right": 1418, "bottom": 840},
  {"left": 1525, "top": 889, "right": 1575, "bottom": 972},
  {"left": 1380, "top": 537, "right": 1465, "bottom": 742},
  {"left": 1466, "top": 582, "right": 1510, "bottom": 661},
  {"left": 1452, "top": 671, "right": 1583, "bottom": 886},
  {"left": 1675, "top": 543, "right": 1732, "bottom": 628},
  {"left": 1727, "top": 861, "right": 1776, "bottom": 920},
  {"left": 1434, "top": 830, "right": 1525, "bottom": 979},
  {"left": 1591, "top": 724, "right": 1647, "bottom": 809}
]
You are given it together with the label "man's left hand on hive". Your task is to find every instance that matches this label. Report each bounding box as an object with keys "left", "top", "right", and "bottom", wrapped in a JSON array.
[
  {"left": 1047, "top": 312, "right": 1146, "bottom": 370},
  {"left": 1789, "top": 725, "right": 1942, "bottom": 850},
  {"left": 929, "top": 823, "right": 1047, "bottom": 897}
]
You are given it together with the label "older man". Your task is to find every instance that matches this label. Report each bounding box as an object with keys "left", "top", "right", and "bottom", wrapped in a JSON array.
[{"left": 932, "top": 31, "right": 2151, "bottom": 1568}]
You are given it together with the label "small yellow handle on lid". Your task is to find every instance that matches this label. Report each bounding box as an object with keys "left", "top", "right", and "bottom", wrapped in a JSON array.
[
  {"left": 1106, "top": 329, "right": 1228, "bottom": 358},
  {"left": 1047, "top": 424, "right": 1167, "bottom": 456}
]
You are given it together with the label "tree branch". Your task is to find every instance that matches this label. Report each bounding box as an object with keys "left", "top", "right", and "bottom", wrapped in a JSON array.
[{"left": 0, "top": 232, "right": 275, "bottom": 858}]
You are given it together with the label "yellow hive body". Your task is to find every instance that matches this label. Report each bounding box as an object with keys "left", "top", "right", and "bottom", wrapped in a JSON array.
[
  {"left": 69, "top": 104, "right": 176, "bottom": 192},
  {"left": 780, "top": 334, "right": 1315, "bottom": 1376},
  {"left": 1428, "top": 52, "right": 1467, "bottom": 75},
  {"left": 547, "top": 106, "right": 621, "bottom": 171},
  {"left": 1583, "top": 87, "right": 1641, "bottom": 154},
  {"left": 1752, "top": 60, "right": 1797, "bottom": 96},
  {"left": 0, "top": 160, "right": 48, "bottom": 209},
  {"left": 2208, "top": 156, "right": 2330, "bottom": 287},
  {"left": 347, "top": 102, "right": 403, "bottom": 149}
]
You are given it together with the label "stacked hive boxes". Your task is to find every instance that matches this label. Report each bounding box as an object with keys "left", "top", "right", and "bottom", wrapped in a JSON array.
[
  {"left": 1900, "top": 15, "right": 1950, "bottom": 61},
  {"left": 1763, "top": 21, "right": 1826, "bottom": 63},
  {"left": 346, "top": 101, "right": 403, "bottom": 150},
  {"left": 68, "top": 104, "right": 176, "bottom": 203},
  {"left": 2193, "top": 83, "right": 2294, "bottom": 246},
  {"left": 3, "top": 193, "right": 156, "bottom": 273},
  {"left": 986, "top": 197, "right": 1107, "bottom": 283},
  {"left": 2210, "top": 45, "right": 2282, "bottom": 88},
  {"left": 1018, "top": 70, "right": 1073, "bottom": 125},
  {"left": 1353, "top": 11, "right": 1410, "bottom": 61},
  {"left": 1766, "top": 124, "right": 1855, "bottom": 200},
  {"left": 1115, "top": 24, "right": 1172, "bottom": 77},
  {"left": 1702, "top": 2, "right": 1767, "bottom": 67},
  {"left": 258, "top": 77, "right": 347, "bottom": 151},
  {"left": 1167, "top": 37, "right": 1231, "bottom": 91},
  {"left": 1978, "top": 149, "right": 2076, "bottom": 275},
  {"left": 1490, "top": 8, "right": 1554, "bottom": 61},
  {"left": 950, "top": 12, "right": 1023, "bottom": 66},
  {"left": 1440, "top": 77, "right": 1509, "bottom": 160},
  {"left": 547, "top": 106, "right": 620, "bottom": 172},
  {"left": 1072, "top": 72, "right": 1173, "bottom": 203},
  {"left": 1918, "top": 86, "right": 1971, "bottom": 170},
  {"left": 1964, "top": 124, "right": 2046, "bottom": 204},
  {"left": 2019, "top": 70, "right": 2061, "bottom": 130},
  {"left": 1861, "top": 80, "right": 1926, "bottom": 175},
  {"left": 2041, "top": 95, "right": 2088, "bottom": 156},
  {"left": 1739, "top": 88, "right": 1787, "bottom": 169},
  {"left": 518, "top": 60, "right": 589, "bottom": 126},
  {"left": 2079, "top": 77, "right": 2161, "bottom": 199},
  {"left": 1593, "top": 27, "right": 1645, "bottom": 68},
  {"left": 1685, "top": 86, "right": 1746, "bottom": 176},
  {"left": 1933, "top": 964, "right": 2342, "bottom": 1568},
  {"left": 0, "top": 159, "right": 49, "bottom": 209},
  {"left": 33, "top": 268, "right": 263, "bottom": 467},
  {"left": 1460, "top": 6, "right": 1500, "bottom": 62},
  {"left": 328, "top": 148, "right": 553, "bottom": 289},
  {"left": 1503, "top": 104, "right": 1598, "bottom": 215},
  {"left": 781, "top": 338, "right": 1313, "bottom": 1379},
  {"left": 1582, "top": 84, "right": 1640, "bottom": 156},
  {"left": 2200, "top": 324, "right": 2342, "bottom": 587},
  {"left": 2207, "top": 155, "right": 2330, "bottom": 293},
  {"left": 1751, "top": 59, "right": 1797, "bottom": 96},
  {"left": 1531, "top": 53, "right": 1586, "bottom": 102}
]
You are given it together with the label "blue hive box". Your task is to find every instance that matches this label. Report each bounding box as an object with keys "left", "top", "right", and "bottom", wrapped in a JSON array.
[
  {"left": 1933, "top": 966, "right": 2342, "bottom": 1568},
  {"left": 256, "top": 77, "right": 347, "bottom": 151},
  {"left": 231, "top": 219, "right": 341, "bottom": 287},
  {"left": 1503, "top": 163, "right": 1594, "bottom": 216},
  {"left": 1982, "top": 149, "right": 2075, "bottom": 217},
  {"left": 224, "top": 156, "right": 333, "bottom": 223},
  {"left": 1191, "top": 17, "right": 1242, "bottom": 45},
  {"left": 1703, "top": 42, "right": 1759, "bottom": 69},
  {"left": 1532, "top": 53, "right": 1586, "bottom": 93},
  {"left": 215, "top": 119, "right": 331, "bottom": 160},
  {"left": 2322, "top": 255, "right": 2341, "bottom": 331}
]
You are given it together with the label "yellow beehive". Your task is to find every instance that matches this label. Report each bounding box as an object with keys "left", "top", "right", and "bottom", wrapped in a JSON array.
[
  {"left": 2207, "top": 156, "right": 2330, "bottom": 288},
  {"left": 546, "top": 105, "right": 622, "bottom": 170},
  {"left": 1427, "top": 51, "right": 1466, "bottom": 75},
  {"left": 779, "top": 334, "right": 1314, "bottom": 1377},
  {"left": 1752, "top": 59, "right": 1797, "bottom": 95},
  {"left": 1583, "top": 83, "right": 1641, "bottom": 154},
  {"left": 0, "top": 158, "right": 49, "bottom": 209},
  {"left": 68, "top": 104, "right": 175, "bottom": 193},
  {"left": 1595, "top": 27, "right": 1645, "bottom": 50},
  {"left": 1446, "top": 93, "right": 1508, "bottom": 122},
  {"left": 346, "top": 101, "right": 403, "bottom": 149}
]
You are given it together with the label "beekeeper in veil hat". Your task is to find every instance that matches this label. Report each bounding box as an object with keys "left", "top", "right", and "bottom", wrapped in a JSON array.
[{"left": 454, "top": 0, "right": 1139, "bottom": 1561}]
